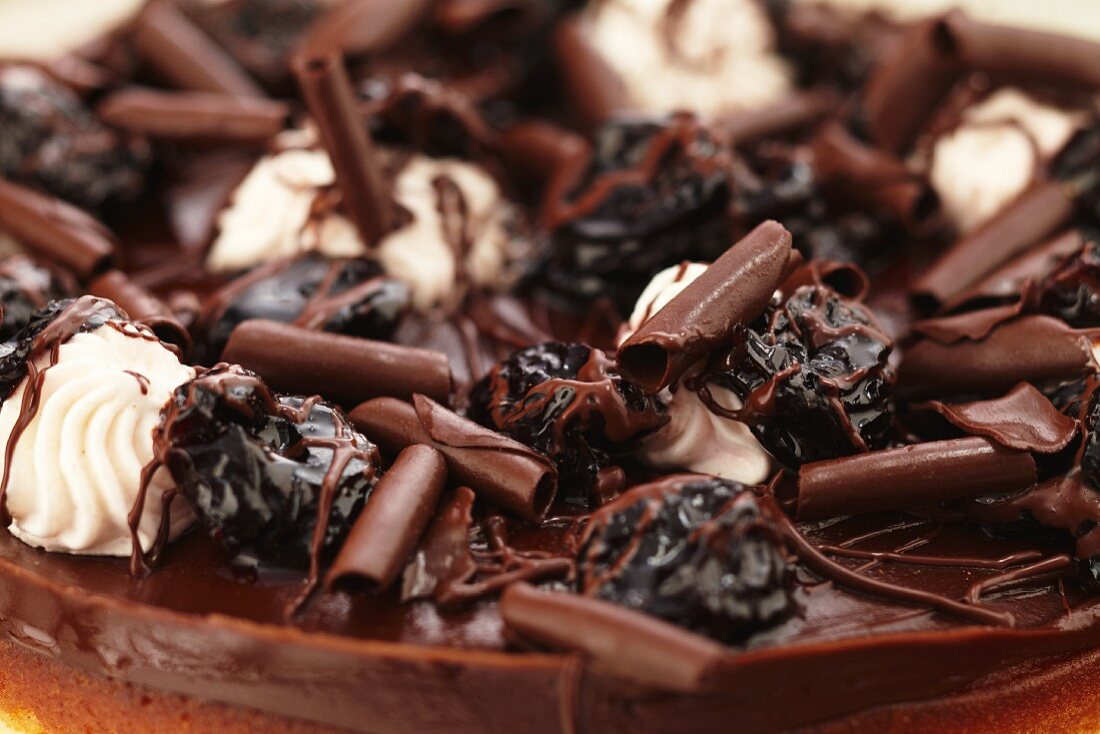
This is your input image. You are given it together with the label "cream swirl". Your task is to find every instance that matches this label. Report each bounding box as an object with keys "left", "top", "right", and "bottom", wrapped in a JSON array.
[
  {"left": 0, "top": 323, "right": 195, "bottom": 556},
  {"left": 619, "top": 262, "right": 773, "bottom": 484},
  {"left": 207, "top": 130, "right": 521, "bottom": 312},
  {"left": 0, "top": 0, "right": 144, "bottom": 60},
  {"left": 928, "top": 89, "right": 1083, "bottom": 233},
  {"left": 583, "top": 0, "right": 793, "bottom": 118}
]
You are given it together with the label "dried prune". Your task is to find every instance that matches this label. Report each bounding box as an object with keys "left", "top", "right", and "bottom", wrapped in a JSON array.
[
  {"left": 0, "top": 257, "right": 75, "bottom": 342},
  {"left": 530, "top": 114, "right": 735, "bottom": 314},
  {"left": 467, "top": 342, "right": 666, "bottom": 507},
  {"left": 576, "top": 477, "right": 795, "bottom": 643},
  {"left": 1033, "top": 241, "right": 1100, "bottom": 328},
  {"left": 699, "top": 284, "right": 895, "bottom": 468},
  {"left": 161, "top": 365, "right": 380, "bottom": 568},
  {"left": 0, "top": 67, "right": 147, "bottom": 207},
  {"left": 198, "top": 254, "right": 410, "bottom": 360}
]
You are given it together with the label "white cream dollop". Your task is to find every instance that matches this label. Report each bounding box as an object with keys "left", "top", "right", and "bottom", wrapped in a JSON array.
[
  {"left": 0, "top": 0, "right": 144, "bottom": 61},
  {"left": 207, "top": 130, "right": 520, "bottom": 312},
  {"left": 619, "top": 262, "right": 773, "bottom": 484},
  {"left": 928, "top": 89, "right": 1083, "bottom": 233},
  {"left": 583, "top": 0, "right": 793, "bottom": 118},
  {"left": 0, "top": 323, "right": 195, "bottom": 556}
]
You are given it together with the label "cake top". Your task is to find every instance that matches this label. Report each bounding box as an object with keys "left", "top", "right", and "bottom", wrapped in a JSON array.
[{"left": 2, "top": 1, "right": 1100, "bottom": 732}]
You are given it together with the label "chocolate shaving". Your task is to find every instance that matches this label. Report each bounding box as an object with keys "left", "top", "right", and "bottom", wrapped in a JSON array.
[
  {"left": 222, "top": 319, "right": 453, "bottom": 406},
  {"left": 87, "top": 270, "right": 191, "bottom": 353},
  {"left": 401, "top": 486, "right": 478, "bottom": 601},
  {"left": 500, "top": 582, "right": 725, "bottom": 693},
  {"left": 720, "top": 89, "right": 836, "bottom": 146},
  {"left": 132, "top": 0, "right": 265, "bottom": 98},
  {"left": 349, "top": 396, "right": 557, "bottom": 520},
  {"left": 797, "top": 436, "right": 1036, "bottom": 521},
  {"left": 912, "top": 179, "right": 1075, "bottom": 309},
  {"left": 899, "top": 315, "right": 1099, "bottom": 399},
  {"left": 495, "top": 121, "right": 591, "bottom": 201},
  {"left": 327, "top": 444, "right": 447, "bottom": 592},
  {"left": 779, "top": 260, "right": 870, "bottom": 301},
  {"left": 0, "top": 178, "right": 116, "bottom": 280},
  {"left": 810, "top": 122, "right": 940, "bottom": 233},
  {"left": 862, "top": 17, "right": 963, "bottom": 154},
  {"left": 919, "top": 383, "right": 1078, "bottom": 454},
  {"left": 552, "top": 16, "right": 633, "bottom": 132},
  {"left": 293, "top": 52, "right": 396, "bottom": 245},
  {"left": 299, "top": 0, "right": 434, "bottom": 58},
  {"left": 617, "top": 220, "right": 794, "bottom": 394},
  {"left": 940, "top": 11, "right": 1100, "bottom": 90},
  {"left": 97, "top": 88, "right": 289, "bottom": 143},
  {"left": 911, "top": 303, "right": 1024, "bottom": 344}
]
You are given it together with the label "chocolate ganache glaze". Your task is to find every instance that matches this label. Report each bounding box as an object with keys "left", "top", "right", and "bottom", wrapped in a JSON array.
[{"left": 5, "top": 3, "right": 1100, "bottom": 734}]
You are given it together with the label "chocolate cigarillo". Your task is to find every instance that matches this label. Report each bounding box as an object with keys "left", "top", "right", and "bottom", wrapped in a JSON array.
[{"left": 98, "top": 88, "right": 289, "bottom": 143}]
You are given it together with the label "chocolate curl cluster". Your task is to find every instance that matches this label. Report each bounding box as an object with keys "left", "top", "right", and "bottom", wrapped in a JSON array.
[
  {"left": 88, "top": 270, "right": 191, "bottom": 353},
  {"left": 617, "top": 220, "right": 794, "bottom": 394},
  {"left": 0, "top": 178, "right": 116, "bottom": 280},
  {"left": 132, "top": 0, "right": 264, "bottom": 98},
  {"left": 97, "top": 88, "right": 289, "bottom": 143},
  {"left": 222, "top": 320, "right": 453, "bottom": 406},
  {"left": 327, "top": 444, "right": 447, "bottom": 592},
  {"left": 912, "top": 180, "right": 1075, "bottom": 309},
  {"left": 939, "top": 11, "right": 1100, "bottom": 90},
  {"left": 500, "top": 582, "right": 725, "bottom": 693},
  {"left": 349, "top": 395, "right": 557, "bottom": 520},
  {"left": 797, "top": 437, "right": 1037, "bottom": 522},
  {"left": 809, "top": 122, "right": 940, "bottom": 234},
  {"left": 898, "top": 315, "right": 1099, "bottom": 399},
  {"left": 293, "top": 52, "right": 396, "bottom": 246},
  {"left": 552, "top": 16, "right": 633, "bottom": 132},
  {"left": 862, "top": 18, "right": 962, "bottom": 154}
]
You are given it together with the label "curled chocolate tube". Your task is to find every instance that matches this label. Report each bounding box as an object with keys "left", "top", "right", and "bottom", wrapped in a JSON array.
[
  {"left": 552, "top": 15, "right": 633, "bottom": 132},
  {"left": 327, "top": 444, "right": 448, "bottom": 592},
  {"left": 0, "top": 178, "right": 116, "bottom": 280},
  {"left": 810, "top": 122, "right": 940, "bottom": 234},
  {"left": 898, "top": 315, "right": 1099, "bottom": 399},
  {"left": 349, "top": 396, "right": 557, "bottom": 521},
  {"left": 222, "top": 319, "right": 453, "bottom": 407},
  {"left": 293, "top": 52, "right": 396, "bottom": 246},
  {"left": 721, "top": 89, "right": 836, "bottom": 147},
  {"left": 88, "top": 270, "right": 192, "bottom": 354},
  {"left": 797, "top": 436, "right": 1037, "bottom": 522},
  {"left": 97, "top": 88, "right": 289, "bottom": 143},
  {"left": 912, "top": 179, "right": 1075, "bottom": 310},
  {"left": 132, "top": 0, "right": 265, "bottom": 98},
  {"left": 617, "top": 220, "right": 794, "bottom": 394},
  {"left": 500, "top": 582, "right": 725, "bottom": 693}
]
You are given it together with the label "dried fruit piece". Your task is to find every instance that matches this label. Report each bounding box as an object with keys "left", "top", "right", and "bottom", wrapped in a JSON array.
[
  {"left": 576, "top": 477, "right": 795, "bottom": 643},
  {"left": 0, "top": 67, "right": 147, "bottom": 207},
  {"left": 1033, "top": 240, "right": 1100, "bottom": 328},
  {"left": 161, "top": 365, "right": 380, "bottom": 568},
  {"left": 0, "top": 257, "right": 75, "bottom": 342},
  {"left": 467, "top": 342, "right": 665, "bottom": 507},
  {"left": 699, "top": 284, "right": 895, "bottom": 468}
]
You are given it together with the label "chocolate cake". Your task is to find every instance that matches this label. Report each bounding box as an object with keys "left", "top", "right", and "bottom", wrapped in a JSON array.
[{"left": 2, "top": 1, "right": 1100, "bottom": 732}]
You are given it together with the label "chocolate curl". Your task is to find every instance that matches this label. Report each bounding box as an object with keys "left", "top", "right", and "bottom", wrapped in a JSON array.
[
  {"left": 327, "top": 444, "right": 447, "bottom": 591},
  {"left": 810, "top": 122, "right": 940, "bottom": 234},
  {"left": 0, "top": 178, "right": 116, "bottom": 280},
  {"left": 500, "top": 583, "right": 724, "bottom": 693},
  {"left": 300, "top": 0, "right": 434, "bottom": 58},
  {"left": 779, "top": 260, "right": 870, "bottom": 302},
  {"left": 721, "top": 89, "right": 836, "bottom": 146},
  {"left": 222, "top": 320, "right": 453, "bottom": 406},
  {"left": 97, "top": 88, "right": 289, "bottom": 143},
  {"left": 920, "top": 383, "right": 1078, "bottom": 455},
  {"left": 88, "top": 270, "right": 191, "bottom": 353},
  {"left": 941, "top": 11, "right": 1100, "bottom": 89},
  {"left": 912, "top": 179, "right": 1075, "bottom": 309},
  {"left": 496, "top": 121, "right": 590, "bottom": 189},
  {"left": 797, "top": 437, "right": 1036, "bottom": 522},
  {"left": 349, "top": 396, "right": 557, "bottom": 520},
  {"left": 553, "top": 16, "right": 633, "bottom": 132},
  {"left": 618, "top": 220, "right": 793, "bottom": 394},
  {"left": 294, "top": 52, "right": 396, "bottom": 245},
  {"left": 862, "top": 18, "right": 963, "bottom": 154},
  {"left": 899, "top": 315, "right": 1099, "bottom": 400},
  {"left": 132, "top": 0, "right": 264, "bottom": 98},
  {"left": 944, "top": 229, "right": 1084, "bottom": 312}
]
